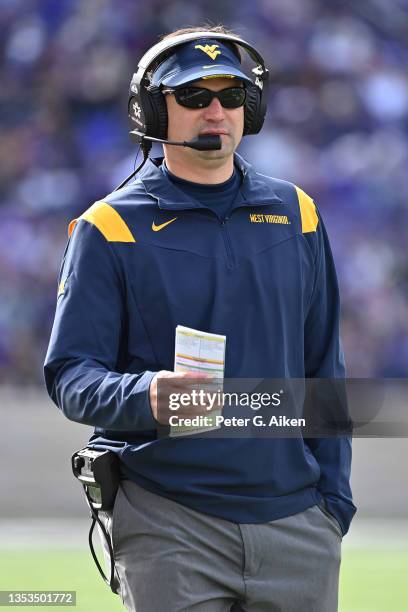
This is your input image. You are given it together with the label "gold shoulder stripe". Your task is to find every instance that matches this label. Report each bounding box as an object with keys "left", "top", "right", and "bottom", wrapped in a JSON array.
[
  {"left": 68, "top": 201, "right": 136, "bottom": 242},
  {"left": 68, "top": 218, "right": 78, "bottom": 237},
  {"left": 295, "top": 186, "right": 318, "bottom": 233}
]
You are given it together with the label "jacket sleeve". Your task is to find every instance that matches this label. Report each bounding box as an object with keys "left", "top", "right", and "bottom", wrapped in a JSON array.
[
  {"left": 303, "top": 206, "right": 357, "bottom": 535},
  {"left": 44, "top": 218, "right": 157, "bottom": 431}
]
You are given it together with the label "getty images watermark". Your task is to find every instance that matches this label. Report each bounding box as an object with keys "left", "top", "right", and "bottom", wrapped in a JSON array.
[
  {"left": 156, "top": 378, "right": 408, "bottom": 438},
  {"left": 167, "top": 388, "right": 306, "bottom": 429}
]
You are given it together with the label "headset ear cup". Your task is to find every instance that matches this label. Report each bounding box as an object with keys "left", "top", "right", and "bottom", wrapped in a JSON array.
[
  {"left": 244, "top": 85, "right": 264, "bottom": 136},
  {"left": 145, "top": 85, "right": 168, "bottom": 139},
  {"left": 128, "top": 85, "right": 168, "bottom": 140}
]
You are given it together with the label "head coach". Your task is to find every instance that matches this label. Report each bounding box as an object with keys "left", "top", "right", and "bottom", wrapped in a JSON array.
[{"left": 44, "top": 24, "right": 357, "bottom": 612}]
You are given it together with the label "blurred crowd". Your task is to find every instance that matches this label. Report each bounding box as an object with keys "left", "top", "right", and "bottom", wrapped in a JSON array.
[{"left": 1, "top": 0, "right": 407, "bottom": 384}]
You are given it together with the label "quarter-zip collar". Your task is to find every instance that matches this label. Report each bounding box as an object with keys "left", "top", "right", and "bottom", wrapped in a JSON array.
[{"left": 138, "top": 153, "right": 282, "bottom": 211}]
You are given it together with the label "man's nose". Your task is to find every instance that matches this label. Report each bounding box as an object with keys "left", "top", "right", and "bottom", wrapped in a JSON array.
[{"left": 202, "top": 96, "right": 225, "bottom": 121}]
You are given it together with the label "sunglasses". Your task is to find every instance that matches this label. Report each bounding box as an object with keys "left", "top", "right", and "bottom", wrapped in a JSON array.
[{"left": 162, "top": 86, "right": 247, "bottom": 109}]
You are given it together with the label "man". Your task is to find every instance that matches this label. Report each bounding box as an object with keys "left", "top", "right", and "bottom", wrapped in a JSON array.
[{"left": 45, "top": 25, "right": 356, "bottom": 612}]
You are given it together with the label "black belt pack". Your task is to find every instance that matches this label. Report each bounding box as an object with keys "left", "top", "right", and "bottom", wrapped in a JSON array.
[{"left": 71, "top": 447, "right": 120, "bottom": 511}]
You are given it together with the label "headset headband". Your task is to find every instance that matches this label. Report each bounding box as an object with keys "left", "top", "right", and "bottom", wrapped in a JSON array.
[{"left": 135, "top": 31, "right": 267, "bottom": 89}]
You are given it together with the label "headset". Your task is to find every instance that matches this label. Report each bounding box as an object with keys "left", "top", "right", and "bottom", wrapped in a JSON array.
[
  {"left": 129, "top": 31, "right": 268, "bottom": 140},
  {"left": 115, "top": 31, "right": 269, "bottom": 190}
]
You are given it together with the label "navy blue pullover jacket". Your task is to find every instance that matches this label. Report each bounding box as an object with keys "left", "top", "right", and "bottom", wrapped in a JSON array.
[{"left": 44, "top": 154, "right": 356, "bottom": 535}]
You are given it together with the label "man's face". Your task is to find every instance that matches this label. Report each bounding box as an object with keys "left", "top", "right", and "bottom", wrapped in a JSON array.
[{"left": 164, "top": 77, "right": 245, "bottom": 162}]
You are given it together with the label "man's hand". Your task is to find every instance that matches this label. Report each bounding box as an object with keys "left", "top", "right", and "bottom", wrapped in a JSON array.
[{"left": 149, "top": 370, "right": 216, "bottom": 424}]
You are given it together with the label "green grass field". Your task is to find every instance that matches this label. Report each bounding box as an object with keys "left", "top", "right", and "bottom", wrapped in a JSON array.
[{"left": 1, "top": 548, "right": 407, "bottom": 611}]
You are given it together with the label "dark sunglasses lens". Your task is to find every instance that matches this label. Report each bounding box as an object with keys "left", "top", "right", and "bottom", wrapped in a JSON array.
[
  {"left": 175, "top": 88, "right": 212, "bottom": 108},
  {"left": 218, "top": 88, "right": 246, "bottom": 108},
  {"left": 175, "top": 87, "right": 246, "bottom": 109}
]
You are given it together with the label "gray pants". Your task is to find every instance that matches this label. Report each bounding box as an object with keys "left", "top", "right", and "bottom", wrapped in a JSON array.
[{"left": 100, "top": 480, "right": 342, "bottom": 612}]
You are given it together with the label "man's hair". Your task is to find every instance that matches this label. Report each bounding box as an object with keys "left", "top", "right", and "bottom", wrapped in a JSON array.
[{"left": 160, "top": 24, "right": 242, "bottom": 61}]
